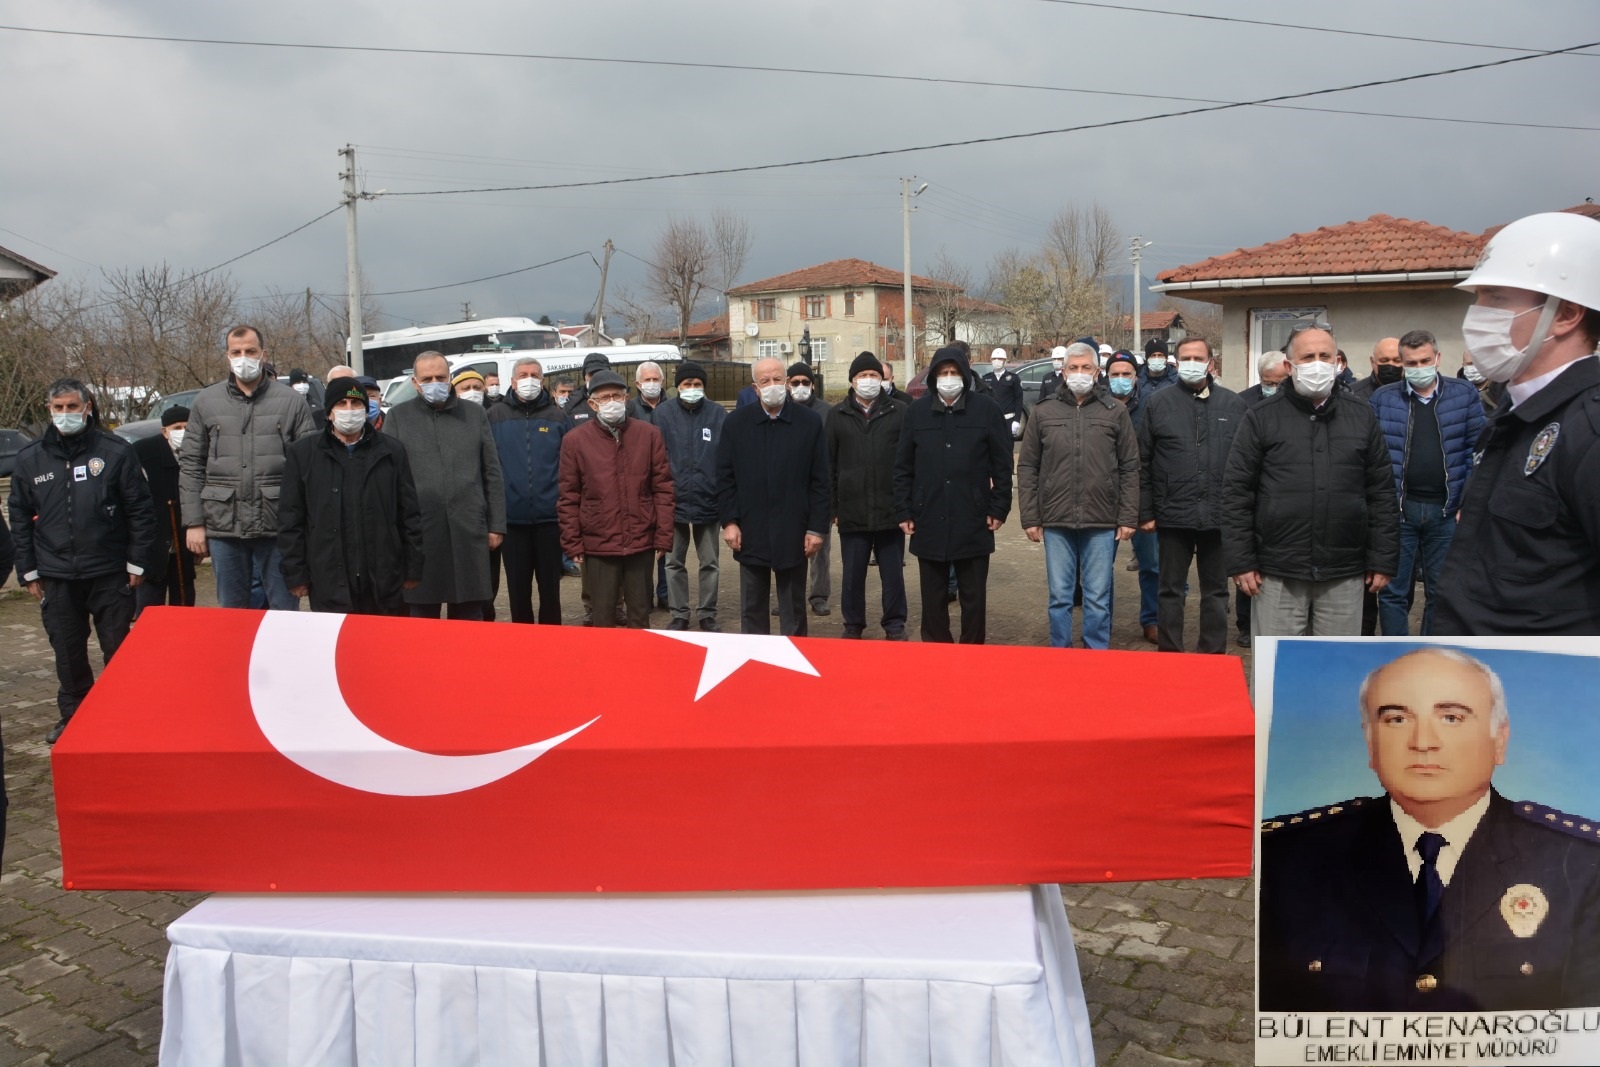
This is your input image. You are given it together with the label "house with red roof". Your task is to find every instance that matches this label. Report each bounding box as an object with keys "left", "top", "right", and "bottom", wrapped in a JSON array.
[
  {"left": 1, "top": 243, "right": 56, "bottom": 302},
  {"left": 1151, "top": 214, "right": 1485, "bottom": 392},
  {"left": 726, "top": 258, "right": 963, "bottom": 371}
]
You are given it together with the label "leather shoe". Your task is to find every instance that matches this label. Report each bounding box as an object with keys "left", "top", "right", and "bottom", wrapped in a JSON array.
[
  {"left": 1236, "top": 631, "right": 1252, "bottom": 648},
  {"left": 885, "top": 630, "right": 909, "bottom": 642},
  {"left": 1143, "top": 624, "right": 1160, "bottom": 645},
  {"left": 667, "top": 618, "right": 690, "bottom": 631},
  {"left": 811, "top": 603, "right": 831, "bottom": 617},
  {"left": 698, "top": 619, "right": 721, "bottom": 633},
  {"left": 656, "top": 596, "right": 670, "bottom": 610},
  {"left": 46, "top": 718, "right": 69, "bottom": 746}
]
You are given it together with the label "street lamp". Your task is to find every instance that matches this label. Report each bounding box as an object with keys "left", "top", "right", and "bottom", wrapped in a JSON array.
[{"left": 799, "top": 325, "right": 813, "bottom": 364}]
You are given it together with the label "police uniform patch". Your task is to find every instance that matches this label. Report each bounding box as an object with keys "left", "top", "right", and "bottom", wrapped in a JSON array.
[
  {"left": 1524, "top": 422, "right": 1560, "bottom": 475},
  {"left": 88, "top": 457, "right": 105, "bottom": 477},
  {"left": 1500, "top": 884, "right": 1548, "bottom": 938}
]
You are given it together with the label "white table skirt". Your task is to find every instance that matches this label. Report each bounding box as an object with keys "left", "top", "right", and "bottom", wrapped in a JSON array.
[{"left": 161, "top": 886, "right": 1093, "bottom": 1067}]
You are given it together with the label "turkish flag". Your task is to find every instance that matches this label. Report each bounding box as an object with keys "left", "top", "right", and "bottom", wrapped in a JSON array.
[{"left": 53, "top": 608, "right": 1253, "bottom": 891}]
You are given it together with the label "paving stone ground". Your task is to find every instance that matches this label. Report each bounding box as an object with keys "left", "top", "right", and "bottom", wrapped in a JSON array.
[{"left": 0, "top": 497, "right": 1255, "bottom": 1065}]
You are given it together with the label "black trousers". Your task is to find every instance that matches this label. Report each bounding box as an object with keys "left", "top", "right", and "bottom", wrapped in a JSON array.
[
  {"left": 409, "top": 601, "right": 488, "bottom": 620},
  {"left": 484, "top": 544, "right": 502, "bottom": 621},
  {"left": 1236, "top": 587, "right": 1252, "bottom": 636},
  {"left": 1156, "top": 527, "right": 1229, "bottom": 654},
  {"left": 917, "top": 555, "right": 989, "bottom": 644},
  {"left": 41, "top": 574, "right": 135, "bottom": 720},
  {"left": 502, "top": 523, "right": 563, "bottom": 625},
  {"left": 587, "top": 551, "right": 654, "bottom": 628},
  {"left": 739, "top": 562, "right": 807, "bottom": 636},
  {"left": 839, "top": 530, "right": 907, "bottom": 636},
  {"left": 133, "top": 551, "right": 197, "bottom": 616}
]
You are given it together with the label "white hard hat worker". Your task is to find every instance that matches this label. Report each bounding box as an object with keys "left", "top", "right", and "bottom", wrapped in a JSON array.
[
  {"left": 1457, "top": 211, "right": 1600, "bottom": 384},
  {"left": 1431, "top": 210, "right": 1600, "bottom": 636}
]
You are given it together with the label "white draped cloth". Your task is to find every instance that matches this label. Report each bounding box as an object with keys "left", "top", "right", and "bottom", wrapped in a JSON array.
[{"left": 161, "top": 885, "right": 1093, "bottom": 1066}]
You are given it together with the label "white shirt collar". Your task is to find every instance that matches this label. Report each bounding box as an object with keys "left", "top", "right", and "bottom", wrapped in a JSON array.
[
  {"left": 1390, "top": 791, "right": 1492, "bottom": 887},
  {"left": 1508, "top": 353, "right": 1599, "bottom": 409}
]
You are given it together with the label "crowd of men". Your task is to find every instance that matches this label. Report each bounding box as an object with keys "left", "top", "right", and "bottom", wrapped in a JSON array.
[{"left": 4, "top": 210, "right": 1598, "bottom": 752}]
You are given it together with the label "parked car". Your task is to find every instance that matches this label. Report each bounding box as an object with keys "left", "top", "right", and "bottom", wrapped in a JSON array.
[
  {"left": 0, "top": 427, "right": 34, "bottom": 478},
  {"left": 110, "top": 388, "right": 204, "bottom": 444}
]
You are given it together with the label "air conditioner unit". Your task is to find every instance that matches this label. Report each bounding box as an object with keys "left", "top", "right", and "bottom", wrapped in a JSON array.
[{"left": 778, "top": 342, "right": 793, "bottom": 354}]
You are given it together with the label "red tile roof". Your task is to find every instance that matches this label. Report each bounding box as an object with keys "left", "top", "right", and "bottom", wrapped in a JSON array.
[
  {"left": 1117, "top": 310, "right": 1181, "bottom": 331},
  {"left": 684, "top": 313, "right": 729, "bottom": 339},
  {"left": 728, "top": 258, "right": 956, "bottom": 296},
  {"left": 1157, "top": 215, "right": 1485, "bottom": 284}
]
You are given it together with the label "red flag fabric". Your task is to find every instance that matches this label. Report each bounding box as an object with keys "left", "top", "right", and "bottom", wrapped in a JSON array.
[{"left": 53, "top": 608, "right": 1253, "bottom": 891}]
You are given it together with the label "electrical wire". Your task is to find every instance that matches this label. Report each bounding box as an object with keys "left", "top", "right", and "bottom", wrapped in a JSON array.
[
  {"left": 192, "top": 205, "right": 342, "bottom": 278},
  {"left": 2, "top": 23, "right": 1592, "bottom": 136},
  {"left": 366, "top": 251, "right": 597, "bottom": 296},
  {"left": 1034, "top": 0, "right": 1600, "bottom": 57},
  {"left": 385, "top": 40, "right": 1600, "bottom": 198},
  {"left": 0, "top": 226, "right": 100, "bottom": 268}
]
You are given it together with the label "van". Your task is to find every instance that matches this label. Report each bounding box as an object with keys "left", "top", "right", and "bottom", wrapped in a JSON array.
[{"left": 381, "top": 345, "right": 682, "bottom": 407}]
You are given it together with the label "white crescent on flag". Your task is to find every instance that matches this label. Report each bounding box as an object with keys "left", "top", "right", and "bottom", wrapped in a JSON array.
[{"left": 248, "top": 611, "right": 598, "bottom": 796}]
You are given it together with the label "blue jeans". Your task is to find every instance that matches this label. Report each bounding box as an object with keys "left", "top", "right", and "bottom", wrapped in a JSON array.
[
  {"left": 1044, "top": 528, "right": 1116, "bottom": 649},
  {"left": 1130, "top": 529, "right": 1159, "bottom": 627},
  {"left": 209, "top": 536, "right": 300, "bottom": 611},
  {"left": 1379, "top": 498, "right": 1457, "bottom": 636}
]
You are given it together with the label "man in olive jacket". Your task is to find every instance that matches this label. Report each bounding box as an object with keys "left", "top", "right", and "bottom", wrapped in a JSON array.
[
  {"left": 1019, "top": 342, "right": 1140, "bottom": 649},
  {"left": 894, "top": 346, "right": 1012, "bottom": 644},
  {"left": 826, "top": 352, "right": 907, "bottom": 640},
  {"left": 383, "top": 351, "right": 506, "bottom": 619},
  {"left": 179, "top": 324, "right": 316, "bottom": 609},
  {"left": 279, "top": 380, "right": 424, "bottom": 616}
]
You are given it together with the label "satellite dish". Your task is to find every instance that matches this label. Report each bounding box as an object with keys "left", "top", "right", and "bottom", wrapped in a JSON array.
[{"left": 745, "top": 322, "right": 760, "bottom": 337}]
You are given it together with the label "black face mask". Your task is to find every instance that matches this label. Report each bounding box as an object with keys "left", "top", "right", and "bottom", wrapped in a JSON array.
[{"left": 1375, "top": 364, "right": 1403, "bottom": 385}]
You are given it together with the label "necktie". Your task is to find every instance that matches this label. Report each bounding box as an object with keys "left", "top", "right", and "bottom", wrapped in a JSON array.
[{"left": 1415, "top": 831, "right": 1447, "bottom": 928}]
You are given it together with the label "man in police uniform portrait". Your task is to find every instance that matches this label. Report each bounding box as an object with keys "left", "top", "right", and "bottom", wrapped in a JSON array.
[{"left": 1258, "top": 647, "right": 1600, "bottom": 1012}]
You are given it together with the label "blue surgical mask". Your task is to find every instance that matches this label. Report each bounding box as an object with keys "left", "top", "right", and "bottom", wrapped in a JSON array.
[
  {"left": 419, "top": 381, "right": 451, "bottom": 405},
  {"left": 1108, "top": 377, "right": 1134, "bottom": 397},
  {"left": 52, "top": 412, "right": 88, "bottom": 435},
  {"left": 1260, "top": 384, "right": 1279, "bottom": 397},
  {"left": 366, "top": 399, "right": 381, "bottom": 421},
  {"left": 1404, "top": 366, "right": 1438, "bottom": 390}
]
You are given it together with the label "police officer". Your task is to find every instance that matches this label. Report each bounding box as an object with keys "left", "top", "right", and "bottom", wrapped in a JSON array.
[
  {"left": 982, "top": 347, "right": 1026, "bottom": 444},
  {"left": 7, "top": 380, "right": 156, "bottom": 744},
  {"left": 1433, "top": 211, "right": 1600, "bottom": 634},
  {"left": 1259, "top": 648, "right": 1600, "bottom": 1012},
  {"left": 1038, "top": 345, "right": 1067, "bottom": 403}
]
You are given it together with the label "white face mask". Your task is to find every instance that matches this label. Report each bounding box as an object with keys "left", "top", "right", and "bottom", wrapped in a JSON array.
[
  {"left": 51, "top": 411, "right": 88, "bottom": 435},
  {"left": 556, "top": 394, "right": 569, "bottom": 408},
  {"left": 639, "top": 381, "right": 663, "bottom": 400},
  {"left": 167, "top": 427, "right": 185, "bottom": 451},
  {"left": 515, "top": 377, "right": 543, "bottom": 401},
  {"left": 418, "top": 381, "right": 451, "bottom": 405},
  {"left": 292, "top": 381, "right": 310, "bottom": 395},
  {"left": 935, "top": 376, "right": 964, "bottom": 400},
  {"left": 332, "top": 408, "right": 368, "bottom": 434},
  {"left": 678, "top": 387, "right": 705, "bottom": 405},
  {"left": 1065, "top": 372, "right": 1095, "bottom": 396},
  {"left": 597, "top": 399, "right": 628, "bottom": 425},
  {"left": 230, "top": 356, "right": 262, "bottom": 382},
  {"left": 1462, "top": 364, "right": 1485, "bottom": 383},
  {"left": 459, "top": 389, "right": 485, "bottom": 404},
  {"left": 991, "top": 361, "right": 1006, "bottom": 372},
  {"left": 1461, "top": 301, "right": 1555, "bottom": 383},
  {"left": 1051, "top": 360, "right": 1064, "bottom": 372},
  {"left": 759, "top": 383, "right": 788, "bottom": 408},
  {"left": 1176, "top": 361, "right": 1209, "bottom": 385},
  {"left": 854, "top": 377, "right": 882, "bottom": 400},
  {"left": 486, "top": 384, "right": 502, "bottom": 398},
  {"left": 789, "top": 384, "right": 812, "bottom": 403},
  {"left": 1146, "top": 357, "right": 1167, "bottom": 374},
  {"left": 1293, "top": 359, "right": 1338, "bottom": 399}
]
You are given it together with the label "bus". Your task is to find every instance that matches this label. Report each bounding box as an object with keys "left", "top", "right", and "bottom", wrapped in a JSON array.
[
  {"left": 380, "top": 344, "right": 684, "bottom": 408},
  {"left": 351, "top": 317, "right": 562, "bottom": 383}
]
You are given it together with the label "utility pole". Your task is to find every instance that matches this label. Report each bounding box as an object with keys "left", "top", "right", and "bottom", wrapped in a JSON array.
[
  {"left": 901, "top": 177, "right": 927, "bottom": 375},
  {"left": 304, "top": 287, "right": 315, "bottom": 366},
  {"left": 1130, "top": 235, "right": 1152, "bottom": 356},
  {"left": 340, "top": 145, "right": 365, "bottom": 375},
  {"left": 594, "top": 239, "right": 614, "bottom": 342},
  {"left": 460, "top": 301, "right": 475, "bottom": 321}
]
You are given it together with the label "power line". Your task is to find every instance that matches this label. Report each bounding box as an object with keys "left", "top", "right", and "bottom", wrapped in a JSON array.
[
  {"left": 1, "top": 23, "right": 1592, "bottom": 136},
  {"left": 193, "top": 205, "right": 342, "bottom": 278},
  {"left": 385, "top": 40, "right": 1600, "bottom": 199},
  {"left": 0, "top": 226, "right": 100, "bottom": 268},
  {"left": 1034, "top": 0, "right": 1600, "bottom": 57},
  {"left": 367, "top": 251, "right": 597, "bottom": 296}
]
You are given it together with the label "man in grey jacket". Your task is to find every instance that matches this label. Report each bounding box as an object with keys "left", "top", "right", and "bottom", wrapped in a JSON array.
[
  {"left": 1018, "top": 342, "right": 1140, "bottom": 649},
  {"left": 180, "top": 325, "right": 317, "bottom": 609},
  {"left": 384, "top": 350, "right": 507, "bottom": 619}
]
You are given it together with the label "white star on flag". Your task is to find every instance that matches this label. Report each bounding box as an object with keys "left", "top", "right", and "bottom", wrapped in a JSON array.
[{"left": 649, "top": 630, "right": 820, "bottom": 701}]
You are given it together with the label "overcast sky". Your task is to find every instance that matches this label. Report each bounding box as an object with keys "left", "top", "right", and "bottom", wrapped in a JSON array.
[{"left": 3, "top": 0, "right": 1596, "bottom": 332}]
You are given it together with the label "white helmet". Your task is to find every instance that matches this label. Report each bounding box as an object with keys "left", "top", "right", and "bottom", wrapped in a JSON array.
[
  {"left": 990, "top": 347, "right": 1008, "bottom": 361},
  {"left": 1050, "top": 345, "right": 1068, "bottom": 360},
  {"left": 1458, "top": 211, "right": 1600, "bottom": 312}
]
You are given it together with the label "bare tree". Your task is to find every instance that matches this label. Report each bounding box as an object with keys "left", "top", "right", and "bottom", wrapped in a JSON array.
[
  {"left": 0, "top": 281, "right": 91, "bottom": 430},
  {"left": 646, "top": 213, "right": 753, "bottom": 343},
  {"left": 709, "top": 209, "right": 752, "bottom": 298},
  {"left": 609, "top": 282, "right": 667, "bottom": 344},
  {"left": 921, "top": 246, "right": 974, "bottom": 346}
]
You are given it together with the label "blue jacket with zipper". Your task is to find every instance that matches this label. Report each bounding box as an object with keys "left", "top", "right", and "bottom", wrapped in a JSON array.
[
  {"left": 1368, "top": 376, "right": 1484, "bottom": 513},
  {"left": 486, "top": 387, "right": 569, "bottom": 525}
]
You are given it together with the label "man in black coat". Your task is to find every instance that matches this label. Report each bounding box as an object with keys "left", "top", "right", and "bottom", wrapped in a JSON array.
[
  {"left": 132, "top": 405, "right": 198, "bottom": 614},
  {"left": 1223, "top": 326, "right": 1399, "bottom": 637},
  {"left": 981, "top": 347, "right": 1025, "bottom": 445},
  {"left": 716, "top": 357, "right": 831, "bottom": 636},
  {"left": 786, "top": 361, "right": 835, "bottom": 617},
  {"left": 0, "top": 509, "right": 14, "bottom": 863},
  {"left": 1038, "top": 346, "right": 1066, "bottom": 403},
  {"left": 826, "top": 352, "right": 908, "bottom": 640},
  {"left": 1259, "top": 649, "right": 1600, "bottom": 1012},
  {"left": 1136, "top": 338, "right": 1247, "bottom": 654},
  {"left": 894, "top": 346, "right": 1012, "bottom": 643},
  {"left": 278, "top": 380, "right": 425, "bottom": 616},
  {"left": 8, "top": 379, "right": 155, "bottom": 745}
]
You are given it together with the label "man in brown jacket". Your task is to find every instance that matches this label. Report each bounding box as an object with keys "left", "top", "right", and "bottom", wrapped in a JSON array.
[
  {"left": 1018, "top": 342, "right": 1141, "bottom": 649},
  {"left": 558, "top": 371, "right": 675, "bottom": 628}
]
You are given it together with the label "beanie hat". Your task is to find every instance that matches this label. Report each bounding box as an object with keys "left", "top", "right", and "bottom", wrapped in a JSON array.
[
  {"left": 582, "top": 352, "right": 611, "bottom": 375},
  {"left": 848, "top": 351, "right": 884, "bottom": 380},
  {"left": 161, "top": 405, "right": 191, "bottom": 427},
  {"left": 326, "top": 380, "right": 368, "bottom": 413},
  {"left": 451, "top": 368, "right": 485, "bottom": 388},
  {"left": 1106, "top": 351, "right": 1138, "bottom": 374},
  {"left": 675, "top": 360, "right": 707, "bottom": 386},
  {"left": 288, "top": 368, "right": 310, "bottom": 384},
  {"left": 786, "top": 362, "right": 814, "bottom": 383},
  {"left": 1144, "top": 337, "right": 1169, "bottom": 356}
]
